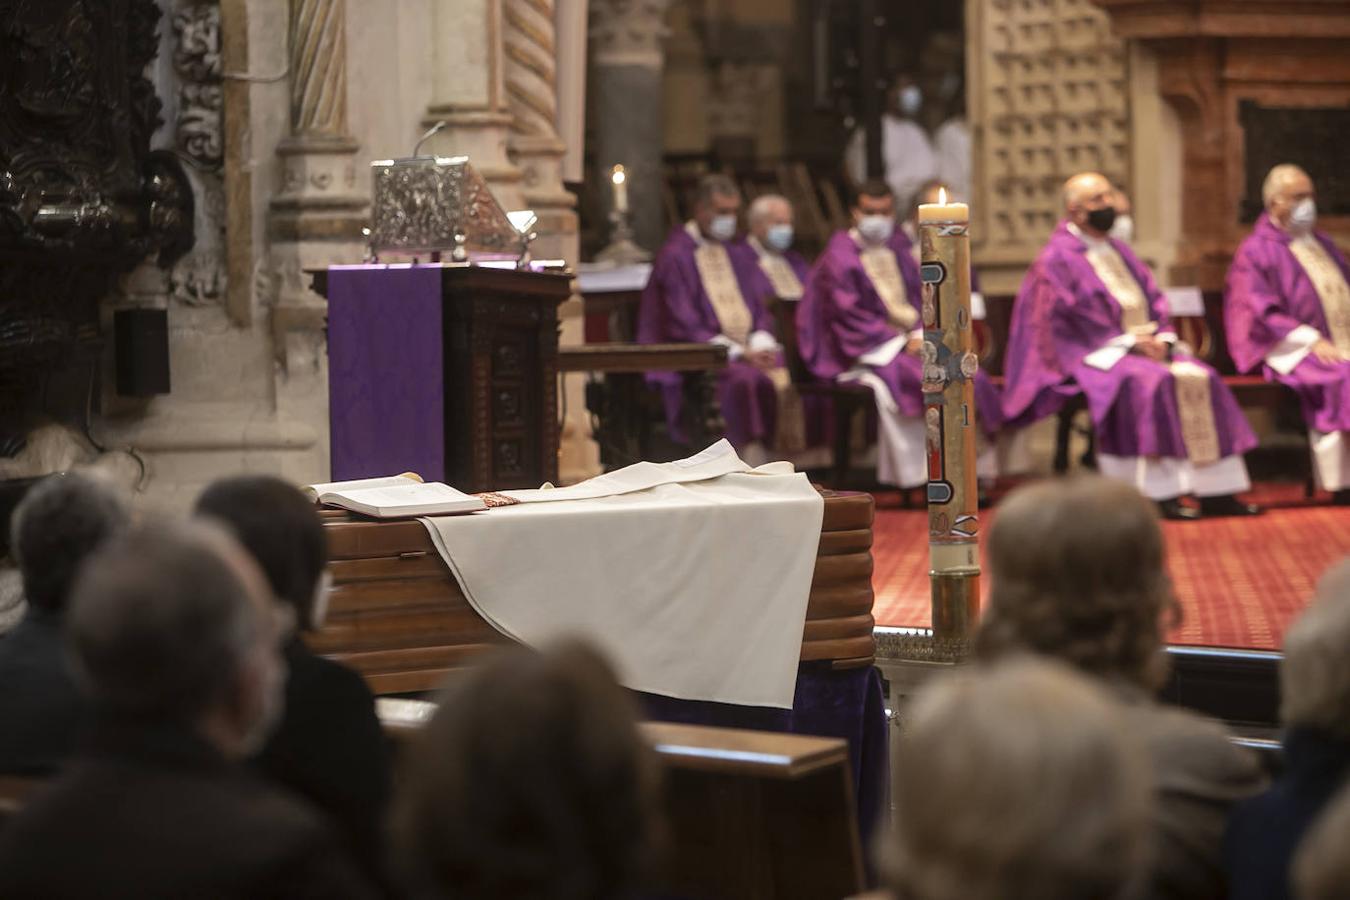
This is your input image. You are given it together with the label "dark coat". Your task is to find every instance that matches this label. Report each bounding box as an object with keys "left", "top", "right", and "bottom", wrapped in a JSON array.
[
  {"left": 0, "top": 718, "right": 376, "bottom": 899},
  {"left": 252, "top": 639, "right": 391, "bottom": 885},
  {"left": 1223, "top": 728, "right": 1350, "bottom": 900},
  {"left": 0, "top": 608, "right": 91, "bottom": 774}
]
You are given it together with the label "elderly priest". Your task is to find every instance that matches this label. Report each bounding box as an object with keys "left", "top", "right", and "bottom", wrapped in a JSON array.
[
  {"left": 733, "top": 193, "right": 810, "bottom": 301},
  {"left": 797, "top": 179, "right": 1001, "bottom": 490},
  {"left": 638, "top": 174, "right": 784, "bottom": 463},
  {"left": 1226, "top": 164, "right": 1350, "bottom": 504},
  {"left": 1003, "top": 172, "right": 1259, "bottom": 519}
]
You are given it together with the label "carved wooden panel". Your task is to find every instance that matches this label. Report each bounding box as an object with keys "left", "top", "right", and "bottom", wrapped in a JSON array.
[
  {"left": 971, "top": 0, "right": 1129, "bottom": 267},
  {"left": 1239, "top": 102, "right": 1350, "bottom": 222}
]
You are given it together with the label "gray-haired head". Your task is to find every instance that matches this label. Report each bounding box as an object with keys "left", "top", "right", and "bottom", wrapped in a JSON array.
[
  {"left": 1280, "top": 558, "right": 1350, "bottom": 739},
  {"left": 67, "top": 520, "right": 286, "bottom": 752},
  {"left": 883, "top": 657, "right": 1153, "bottom": 900},
  {"left": 695, "top": 173, "right": 740, "bottom": 207},
  {"left": 747, "top": 194, "right": 791, "bottom": 229},
  {"left": 11, "top": 471, "right": 130, "bottom": 614}
]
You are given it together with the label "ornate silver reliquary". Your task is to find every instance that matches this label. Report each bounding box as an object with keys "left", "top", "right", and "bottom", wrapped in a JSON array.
[{"left": 369, "top": 156, "right": 522, "bottom": 259}]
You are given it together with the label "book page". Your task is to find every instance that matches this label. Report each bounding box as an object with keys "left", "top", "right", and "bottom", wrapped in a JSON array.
[
  {"left": 321, "top": 481, "right": 482, "bottom": 514},
  {"left": 304, "top": 472, "right": 422, "bottom": 501}
]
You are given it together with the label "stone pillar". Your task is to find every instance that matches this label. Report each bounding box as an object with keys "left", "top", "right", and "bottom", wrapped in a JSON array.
[
  {"left": 589, "top": 0, "right": 670, "bottom": 252},
  {"left": 503, "top": 0, "right": 600, "bottom": 483},
  {"left": 424, "top": 0, "right": 524, "bottom": 209},
  {"left": 267, "top": 0, "right": 368, "bottom": 484}
]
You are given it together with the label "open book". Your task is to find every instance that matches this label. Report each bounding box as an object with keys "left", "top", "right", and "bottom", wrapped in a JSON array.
[{"left": 305, "top": 473, "right": 486, "bottom": 518}]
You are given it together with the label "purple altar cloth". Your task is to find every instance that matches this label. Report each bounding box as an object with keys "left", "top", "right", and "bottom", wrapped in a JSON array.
[
  {"left": 638, "top": 662, "right": 888, "bottom": 868},
  {"left": 1226, "top": 214, "right": 1350, "bottom": 433},
  {"left": 326, "top": 265, "right": 446, "bottom": 482}
]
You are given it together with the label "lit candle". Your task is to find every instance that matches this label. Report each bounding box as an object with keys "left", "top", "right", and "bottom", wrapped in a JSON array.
[
  {"left": 917, "top": 186, "right": 969, "bottom": 225},
  {"left": 611, "top": 165, "right": 629, "bottom": 214},
  {"left": 918, "top": 185, "right": 979, "bottom": 659}
]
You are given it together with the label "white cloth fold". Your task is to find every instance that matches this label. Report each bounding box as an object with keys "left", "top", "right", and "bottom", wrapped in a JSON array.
[
  {"left": 1267, "top": 324, "right": 1322, "bottom": 376},
  {"left": 1311, "top": 429, "right": 1350, "bottom": 492},
  {"left": 420, "top": 442, "right": 824, "bottom": 708},
  {"left": 1096, "top": 453, "right": 1251, "bottom": 500}
]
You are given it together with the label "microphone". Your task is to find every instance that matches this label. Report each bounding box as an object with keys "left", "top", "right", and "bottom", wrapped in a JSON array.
[{"left": 413, "top": 121, "right": 447, "bottom": 157}]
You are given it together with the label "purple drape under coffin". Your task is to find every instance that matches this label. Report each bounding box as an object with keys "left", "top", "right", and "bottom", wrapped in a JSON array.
[{"left": 1226, "top": 214, "right": 1350, "bottom": 433}]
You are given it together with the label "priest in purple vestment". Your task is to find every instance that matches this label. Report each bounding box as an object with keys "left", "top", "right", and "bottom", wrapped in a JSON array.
[
  {"left": 733, "top": 193, "right": 810, "bottom": 299},
  {"left": 1003, "top": 172, "right": 1259, "bottom": 519},
  {"left": 797, "top": 180, "right": 1000, "bottom": 489},
  {"left": 1226, "top": 165, "right": 1350, "bottom": 504},
  {"left": 637, "top": 174, "right": 783, "bottom": 462}
]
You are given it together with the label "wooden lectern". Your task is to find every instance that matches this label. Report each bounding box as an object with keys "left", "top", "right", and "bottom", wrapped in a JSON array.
[{"left": 316, "top": 264, "right": 571, "bottom": 492}]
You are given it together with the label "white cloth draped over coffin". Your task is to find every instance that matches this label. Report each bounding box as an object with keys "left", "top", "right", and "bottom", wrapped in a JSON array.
[{"left": 418, "top": 441, "right": 825, "bottom": 709}]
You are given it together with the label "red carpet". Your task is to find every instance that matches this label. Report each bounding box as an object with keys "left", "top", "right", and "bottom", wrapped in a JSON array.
[{"left": 871, "top": 484, "right": 1350, "bottom": 651}]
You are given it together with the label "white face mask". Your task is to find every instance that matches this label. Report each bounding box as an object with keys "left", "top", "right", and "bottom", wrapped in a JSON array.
[
  {"left": 765, "top": 224, "right": 794, "bottom": 252},
  {"left": 1108, "top": 213, "right": 1134, "bottom": 244},
  {"left": 1288, "top": 198, "right": 1317, "bottom": 234},
  {"left": 857, "top": 215, "right": 895, "bottom": 245},
  {"left": 708, "top": 214, "right": 737, "bottom": 242},
  {"left": 898, "top": 85, "right": 923, "bottom": 118}
]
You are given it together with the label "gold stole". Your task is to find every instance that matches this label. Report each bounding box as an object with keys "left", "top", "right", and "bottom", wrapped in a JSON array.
[
  {"left": 1084, "top": 243, "right": 1221, "bottom": 464},
  {"left": 751, "top": 238, "right": 804, "bottom": 300},
  {"left": 691, "top": 228, "right": 806, "bottom": 451},
  {"left": 858, "top": 241, "right": 918, "bottom": 331},
  {"left": 693, "top": 238, "right": 753, "bottom": 347},
  {"left": 1290, "top": 237, "right": 1350, "bottom": 357}
]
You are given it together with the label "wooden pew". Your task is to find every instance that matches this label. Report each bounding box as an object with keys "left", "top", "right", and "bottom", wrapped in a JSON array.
[{"left": 378, "top": 699, "right": 866, "bottom": 900}]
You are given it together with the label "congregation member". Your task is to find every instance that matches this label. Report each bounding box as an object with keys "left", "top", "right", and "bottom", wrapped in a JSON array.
[
  {"left": 932, "top": 74, "right": 971, "bottom": 204},
  {"left": 883, "top": 658, "right": 1152, "bottom": 900},
  {"left": 975, "top": 475, "right": 1266, "bottom": 899},
  {"left": 638, "top": 173, "right": 783, "bottom": 462},
  {"left": 1226, "top": 164, "right": 1350, "bottom": 503},
  {"left": 1292, "top": 779, "right": 1350, "bottom": 900},
  {"left": 0, "top": 472, "right": 127, "bottom": 774},
  {"left": 1001, "top": 171, "right": 1259, "bottom": 519},
  {"left": 844, "top": 73, "right": 937, "bottom": 213},
  {"left": 393, "top": 640, "right": 660, "bottom": 900},
  {"left": 195, "top": 475, "right": 390, "bottom": 887},
  {"left": 1223, "top": 558, "right": 1350, "bottom": 900},
  {"left": 797, "top": 179, "right": 1000, "bottom": 490},
  {"left": 0, "top": 522, "right": 375, "bottom": 898}
]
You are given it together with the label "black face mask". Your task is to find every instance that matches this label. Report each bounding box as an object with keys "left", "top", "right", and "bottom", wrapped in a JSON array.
[{"left": 1086, "top": 206, "right": 1118, "bottom": 234}]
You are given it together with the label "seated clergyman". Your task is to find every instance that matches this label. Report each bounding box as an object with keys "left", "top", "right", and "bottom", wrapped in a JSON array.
[
  {"left": 1226, "top": 164, "right": 1350, "bottom": 504},
  {"left": 637, "top": 173, "right": 785, "bottom": 463},
  {"left": 796, "top": 179, "right": 1001, "bottom": 489},
  {"left": 1001, "top": 171, "right": 1259, "bottom": 519}
]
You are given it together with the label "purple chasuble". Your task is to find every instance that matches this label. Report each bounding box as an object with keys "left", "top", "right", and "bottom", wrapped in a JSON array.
[
  {"left": 728, "top": 238, "right": 810, "bottom": 304},
  {"left": 1225, "top": 214, "right": 1350, "bottom": 433},
  {"left": 638, "top": 226, "right": 780, "bottom": 448},
  {"left": 797, "top": 228, "right": 1002, "bottom": 437},
  {"left": 1006, "top": 221, "right": 1256, "bottom": 459}
]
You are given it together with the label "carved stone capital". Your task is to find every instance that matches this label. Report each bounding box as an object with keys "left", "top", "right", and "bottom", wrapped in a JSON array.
[{"left": 588, "top": 0, "right": 672, "bottom": 68}]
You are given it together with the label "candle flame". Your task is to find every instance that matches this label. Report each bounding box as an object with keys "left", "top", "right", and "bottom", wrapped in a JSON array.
[
  {"left": 611, "top": 165, "right": 626, "bottom": 186},
  {"left": 938, "top": 187, "right": 948, "bottom": 205}
]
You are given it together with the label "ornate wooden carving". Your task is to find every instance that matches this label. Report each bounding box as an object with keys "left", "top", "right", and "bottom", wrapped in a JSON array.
[
  {"left": 1092, "top": 0, "right": 1350, "bottom": 290},
  {"left": 0, "top": 0, "right": 193, "bottom": 412}
]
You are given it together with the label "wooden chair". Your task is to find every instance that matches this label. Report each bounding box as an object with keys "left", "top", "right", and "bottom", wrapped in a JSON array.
[{"left": 770, "top": 296, "right": 874, "bottom": 490}]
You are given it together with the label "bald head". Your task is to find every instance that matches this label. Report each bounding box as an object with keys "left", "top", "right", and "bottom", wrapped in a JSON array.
[
  {"left": 1263, "top": 164, "right": 1315, "bottom": 231},
  {"left": 1063, "top": 172, "right": 1118, "bottom": 238}
]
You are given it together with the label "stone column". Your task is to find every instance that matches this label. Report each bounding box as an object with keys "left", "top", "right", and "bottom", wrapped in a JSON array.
[
  {"left": 589, "top": 0, "right": 670, "bottom": 253},
  {"left": 269, "top": 0, "right": 367, "bottom": 252},
  {"left": 424, "top": 0, "right": 525, "bottom": 209},
  {"left": 503, "top": 0, "right": 600, "bottom": 483}
]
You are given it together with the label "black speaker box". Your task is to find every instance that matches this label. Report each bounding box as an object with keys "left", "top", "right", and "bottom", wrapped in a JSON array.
[{"left": 114, "top": 308, "right": 171, "bottom": 396}]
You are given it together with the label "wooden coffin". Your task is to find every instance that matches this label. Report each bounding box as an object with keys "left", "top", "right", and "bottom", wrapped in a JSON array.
[{"left": 311, "top": 488, "right": 875, "bottom": 695}]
